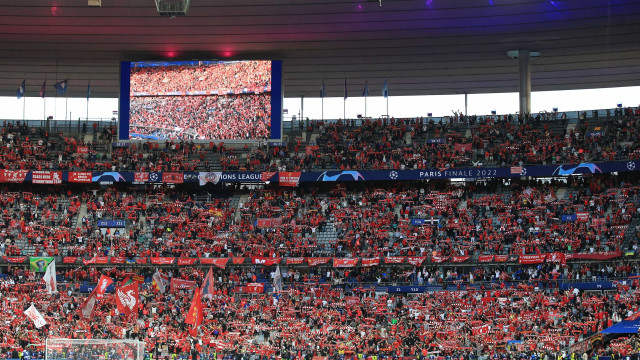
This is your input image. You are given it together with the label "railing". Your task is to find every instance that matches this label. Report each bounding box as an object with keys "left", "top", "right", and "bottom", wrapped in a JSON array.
[{"left": 1, "top": 118, "right": 117, "bottom": 134}]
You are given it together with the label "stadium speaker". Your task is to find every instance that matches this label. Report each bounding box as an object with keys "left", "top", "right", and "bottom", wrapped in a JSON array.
[
  {"left": 427, "top": 113, "right": 432, "bottom": 117},
  {"left": 617, "top": 103, "right": 623, "bottom": 108},
  {"left": 491, "top": 110, "right": 497, "bottom": 115},
  {"left": 552, "top": 108, "right": 558, "bottom": 112}
]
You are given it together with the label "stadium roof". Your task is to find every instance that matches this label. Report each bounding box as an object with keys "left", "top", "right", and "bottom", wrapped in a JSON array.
[{"left": 0, "top": 0, "right": 639, "bottom": 98}]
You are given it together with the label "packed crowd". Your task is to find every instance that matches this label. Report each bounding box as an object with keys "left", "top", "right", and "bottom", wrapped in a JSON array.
[
  {"left": 129, "top": 94, "right": 271, "bottom": 140},
  {"left": 3, "top": 107, "right": 640, "bottom": 172},
  {"left": 246, "top": 110, "right": 640, "bottom": 171},
  {"left": 0, "top": 175, "right": 638, "bottom": 262},
  {"left": 130, "top": 61, "right": 271, "bottom": 94},
  {"left": 1, "top": 260, "right": 640, "bottom": 360}
]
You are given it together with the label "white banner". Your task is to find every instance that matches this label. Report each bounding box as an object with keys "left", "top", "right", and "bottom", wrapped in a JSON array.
[{"left": 24, "top": 304, "right": 47, "bottom": 328}]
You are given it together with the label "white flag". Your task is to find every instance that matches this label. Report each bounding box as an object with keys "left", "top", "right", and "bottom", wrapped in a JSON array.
[
  {"left": 43, "top": 260, "right": 57, "bottom": 294},
  {"left": 273, "top": 265, "right": 283, "bottom": 292},
  {"left": 24, "top": 304, "right": 47, "bottom": 328},
  {"left": 152, "top": 269, "right": 167, "bottom": 293}
]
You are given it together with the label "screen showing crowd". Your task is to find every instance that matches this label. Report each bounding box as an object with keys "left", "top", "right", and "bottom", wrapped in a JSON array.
[{"left": 129, "top": 60, "right": 272, "bottom": 141}]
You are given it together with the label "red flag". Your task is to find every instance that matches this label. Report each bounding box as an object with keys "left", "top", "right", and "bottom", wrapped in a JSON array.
[
  {"left": 79, "top": 288, "right": 98, "bottom": 320},
  {"left": 95, "top": 275, "right": 113, "bottom": 299},
  {"left": 201, "top": 267, "right": 215, "bottom": 298},
  {"left": 186, "top": 288, "right": 204, "bottom": 336},
  {"left": 115, "top": 282, "right": 139, "bottom": 319}
]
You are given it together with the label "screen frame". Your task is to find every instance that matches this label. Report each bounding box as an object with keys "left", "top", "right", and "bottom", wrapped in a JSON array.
[{"left": 118, "top": 59, "right": 282, "bottom": 142}]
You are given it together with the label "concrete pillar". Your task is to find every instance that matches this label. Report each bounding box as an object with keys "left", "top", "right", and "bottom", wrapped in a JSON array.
[{"left": 518, "top": 49, "right": 531, "bottom": 116}]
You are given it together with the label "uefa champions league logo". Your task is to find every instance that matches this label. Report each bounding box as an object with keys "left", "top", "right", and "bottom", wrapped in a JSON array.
[
  {"left": 627, "top": 162, "right": 636, "bottom": 171},
  {"left": 389, "top": 171, "right": 398, "bottom": 180}
]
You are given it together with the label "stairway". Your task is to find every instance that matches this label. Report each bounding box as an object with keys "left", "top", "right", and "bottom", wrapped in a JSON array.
[
  {"left": 311, "top": 222, "right": 338, "bottom": 256},
  {"left": 232, "top": 193, "right": 249, "bottom": 224},
  {"left": 75, "top": 204, "right": 88, "bottom": 228}
]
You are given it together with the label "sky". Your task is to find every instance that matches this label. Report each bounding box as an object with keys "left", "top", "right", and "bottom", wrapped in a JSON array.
[{"left": 0, "top": 86, "right": 638, "bottom": 123}]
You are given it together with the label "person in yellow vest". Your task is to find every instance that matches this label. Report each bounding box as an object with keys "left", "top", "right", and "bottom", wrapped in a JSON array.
[{"left": 371, "top": 355, "right": 377, "bottom": 360}]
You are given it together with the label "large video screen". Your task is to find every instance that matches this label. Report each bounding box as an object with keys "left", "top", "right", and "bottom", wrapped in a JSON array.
[{"left": 118, "top": 60, "right": 282, "bottom": 141}]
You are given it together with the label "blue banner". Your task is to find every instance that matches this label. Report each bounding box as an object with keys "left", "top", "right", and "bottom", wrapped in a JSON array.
[
  {"left": 559, "top": 282, "right": 614, "bottom": 291},
  {"left": 427, "top": 138, "right": 446, "bottom": 144},
  {"left": 562, "top": 215, "right": 577, "bottom": 222},
  {"left": 12, "top": 160, "right": 640, "bottom": 185},
  {"left": 383, "top": 286, "right": 428, "bottom": 293},
  {"left": 97, "top": 220, "right": 126, "bottom": 228}
]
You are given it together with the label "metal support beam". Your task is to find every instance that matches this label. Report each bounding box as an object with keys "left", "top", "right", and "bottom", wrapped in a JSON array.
[{"left": 518, "top": 49, "right": 531, "bottom": 116}]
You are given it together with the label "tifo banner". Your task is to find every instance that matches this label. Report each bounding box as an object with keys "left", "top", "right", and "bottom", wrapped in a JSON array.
[
  {"left": 279, "top": 172, "right": 301, "bottom": 187},
  {"left": 177, "top": 258, "right": 197, "bottom": 266},
  {"left": 69, "top": 172, "right": 93, "bottom": 183},
  {"left": 170, "top": 278, "right": 197, "bottom": 292},
  {"left": 0, "top": 170, "right": 28, "bottom": 183},
  {"left": 333, "top": 258, "right": 358, "bottom": 268},
  {"left": 63, "top": 257, "right": 78, "bottom": 264},
  {"left": 307, "top": 257, "right": 331, "bottom": 266},
  {"left": 361, "top": 258, "right": 380, "bottom": 267},
  {"left": 3, "top": 256, "right": 26, "bottom": 263},
  {"left": 566, "top": 251, "right": 623, "bottom": 260},
  {"left": 76, "top": 146, "right": 89, "bottom": 154},
  {"left": 479, "top": 255, "right": 495, "bottom": 263},
  {"left": 30, "top": 257, "right": 54, "bottom": 272},
  {"left": 385, "top": 256, "right": 406, "bottom": 264},
  {"left": 162, "top": 172, "right": 184, "bottom": 184},
  {"left": 199, "top": 172, "right": 221, "bottom": 186},
  {"left": 97, "top": 220, "right": 126, "bottom": 228},
  {"left": 286, "top": 257, "right": 305, "bottom": 265},
  {"left": 407, "top": 256, "right": 427, "bottom": 266},
  {"left": 151, "top": 257, "right": 175, "bottom": 265},
  {"left": 31, "top": 171, "right": 62, "bottom": 184},
  {"left": 251, "top": 257, "right": 281, "bottom": 266},
  {"left": 199, "top": 258, "right": 230, "bottom": 269},
  {"left": 519, "top": 254, "right": 547, "bottom": 264}
]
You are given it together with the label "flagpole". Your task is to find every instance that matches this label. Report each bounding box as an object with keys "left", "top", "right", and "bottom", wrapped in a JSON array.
[
  {"left": 65, "top": 82, "right": 68, "bottom": 121},
  {"left": 23, "top": 93, "right": 26, "bottom": 122},
  {"left": 365, "top": 96, "right": 367, "bottom": 118}
]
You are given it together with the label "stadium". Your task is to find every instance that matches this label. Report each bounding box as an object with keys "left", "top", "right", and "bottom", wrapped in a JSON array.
[{"left": 0, "top": 1, "right": 639, "bottom": 360}]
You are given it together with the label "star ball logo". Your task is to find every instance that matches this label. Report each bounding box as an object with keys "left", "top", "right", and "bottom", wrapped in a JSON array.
[
  {"left": 627, "top": 162, "right": 636, "bottom": 171},
  {"left": 520, "top": 167, "right": 527, "bottom": 176},
  {"left": 389, "top": 171, "right": 398, "bottom": 180}
]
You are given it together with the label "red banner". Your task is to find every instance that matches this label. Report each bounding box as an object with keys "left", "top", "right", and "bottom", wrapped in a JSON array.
[
  {"left": 432, "top": 256, "right": 449, "bottom": 263},
  {"left": 576, "top": 212, "right": 590, "bottom": 222},
  {"left": 31, "top": 171, "right": 62, "bottom": 184},
  {"left": 261, "top": 172, "right": 277, "bottom": 182},
  {"left": 136, "top": 257, "right": 148, "bottom": 264},
  {"left": 3, "top": 256, "right": 27, "bottom": 263},
  {"left": 566, "top": 251, "right": 622, "bottom": 260},
  {"left": 286, "top": 257, "right": 305, "bottom": 265},
  {"left": 494, "top": 255, "right": 509, "bottom": 262},
  {"left": 162, "top": 172, "right": 183, "bottom": 184},
  {"left": 452, "top": 256, "right": 471, "bottom": 263},
  {"left": 134, "top": 172, "right": 148, "bottom": 183},
  {"left": 151, "top": 257, "right": 175, "bottom": 265},
  {"left": 111, "top": 256, "right": 126, "bottom": 264},
  {"left": 238, "top": 283, "right": 264, "bottom": 294},
  {"left": 170, "top": 278, "right": 197, "bottom": 292},
  {"left": 385, "top": 256, "right": 406, "bottom": 264},
  {"left": 76, "top": 146, "right": 89, "bottom": 154},
  {"left": 478, "top": 255, "right": 495, "bottom": 263},
  {"left": 177, "top": 258, "right": 197, "bottom": 266},
  {"left": 454, "top": 143, "right": 472, "bottom": 153},
  {"left": 546, "top": 252, "right": 566, "bottom": 264},
  {"left": 0, "top": 170, "right": 28, "bottom": 183},
  {"left": 232, "top": 257, "right": 245, "bottom": 265},
  {"left": 251, "top": 257, "right": 281, "bottom": 266},
  {"left": 333, "top": 258, "right": 358, "bottom": 268},
  {"left": 407, "top": 256, "right": 427, "bottom": 266},
  {"left": 63, "top": 256, "right": 78, "bottom": 264},
  {"left": 519, "top": 254, "right": 547, "bottom": 264},
  {"left": 307, "top": 257, "right": 332, "bottom": 266},
  {"left": 279, "top": 172, "right": 301, "bottom": 187},
  {"left": 305, "top": 145, "right": 319, "bottom": 155},
  {"left": 83, "top": 256, "right": 108, "bottom": 265},
  {"left": 361, "top": 258, "right": 380, "bottom": 267},
  {"left": 200, "top": 258, "right": 230, "bottom": 269},
  {"left": 69, "top": 172, "right": 92, "bottom": 183}
]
